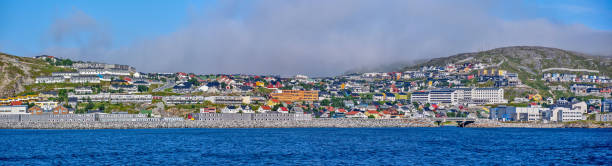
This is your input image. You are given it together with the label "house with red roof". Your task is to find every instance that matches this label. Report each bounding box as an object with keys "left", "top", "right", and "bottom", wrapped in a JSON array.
[
  {"left": 258, "top": 105, "right": 271, "bottom": 113},
  {"left": 365, "top": 110, "right": 380, "bottom": 118},
  {"left": 200, "top": 107, "right": 216, "bottom": 113},
  {"left": 346, "top": 111, "right": 367, "bottom": 119},
  {"left": 278, "top": 107, "right": 289, "bottom": 113}
]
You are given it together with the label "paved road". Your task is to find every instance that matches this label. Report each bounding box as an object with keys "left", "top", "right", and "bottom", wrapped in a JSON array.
[{"left": 153, "top": 81, "right": 175, "bottom": 92}]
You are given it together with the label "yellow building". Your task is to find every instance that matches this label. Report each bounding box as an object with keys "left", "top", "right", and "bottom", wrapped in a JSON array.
[
  {"left": 365, "top": 110, "right": 380, "bottom": 118},
  {"left": 396, "top": 93, "right": 408, "bottom": 100},
  {"left": 270, "top": 90, "right": 319, "bottom": 102},
  {"left": 266, "top": 99, "right": 281, "bottom": 106},
  {"left": 34, "top": 101, "right": 58, "bottom": 111}
]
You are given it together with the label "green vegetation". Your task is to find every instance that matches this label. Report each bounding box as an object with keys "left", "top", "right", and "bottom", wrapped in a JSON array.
[{"left": 75, "top": 102, "right": 138, "bottom": 114}]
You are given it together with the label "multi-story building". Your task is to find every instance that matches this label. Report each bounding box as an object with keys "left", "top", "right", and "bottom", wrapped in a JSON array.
[
  {"left": 70, "top": 76, "right": 100, "bottom": 83},
  {"left": 514, "top": 106, "right": 549, "bottom": 122},
  {"left": 164, "top": 95, "right": 205, "bottom": 104},
  {"left": 410, "top": 88, "right": 506, "bottom": 105},
  {"left": 68, "top": 93, "right": 151, "bottom": 103},
  {"left": 596, "top": 114, "right": 612, "bottom": 122},
  {"left": 110, "top": 85, "right": 137, "bottom": 93},
  {"left": 34, "top": 101, "right": 58, "bottom": 111},
  {"left": 52, "top": 72, "right": 80, "bottom": 79},
  {"left": 411, "top": 91, "right": 429, "bottom": 103},
  {"left": 600, "top": 99, "right": 612, "bottom": 113},
  {"left": 0, "top": 105, "right": 28, "bottom": 114},
  {"left": 35, "top": 76, "right": 65, "bottom": 84},
  {"left": 74, "top": 87, "right": 93, "bottom": 94},
  {"left": 270, "top": 90, "right": 319, "bottom": 102}
]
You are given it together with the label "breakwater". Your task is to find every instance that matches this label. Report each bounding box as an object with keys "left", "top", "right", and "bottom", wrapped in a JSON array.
[{"left": 0, "top": 118, "right": 436, "bottom": 129}]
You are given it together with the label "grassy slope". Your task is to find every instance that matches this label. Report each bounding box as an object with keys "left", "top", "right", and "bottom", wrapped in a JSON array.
[
  {"left": 403, "top": 46, "right": 612, "bottom": 99},
  {"left": 0, "top": 52, "right": 75, "bottom": 97}
]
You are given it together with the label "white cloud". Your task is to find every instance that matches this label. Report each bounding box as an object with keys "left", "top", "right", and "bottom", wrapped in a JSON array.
[{"left": 43, "top": 0, "right": 612, "bottom": 76}]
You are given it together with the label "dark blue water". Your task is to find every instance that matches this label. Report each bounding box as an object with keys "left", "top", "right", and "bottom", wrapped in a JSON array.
[{"left": 0, "top": 127, "right": 611, "bottom": 165}]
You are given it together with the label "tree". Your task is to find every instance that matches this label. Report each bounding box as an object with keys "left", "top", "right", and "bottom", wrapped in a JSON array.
[
  {"left": 272, "top": 104, "right": 281, "bottom": 112},
  {"left": 85, "top": 102, "right": 95, "bottom": 110},
  {"left": 321, "top": 99, "right": 330, "bottom": 106},
  {"left": 138, "top": 85, "right": 149, "bottom": 92},
  {"left": 368, "top": 115, "right": 376, "bottom": 119}
]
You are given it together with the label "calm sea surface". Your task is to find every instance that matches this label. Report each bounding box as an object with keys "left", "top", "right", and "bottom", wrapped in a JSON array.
[{"left": 0, "top": 127, "right": 611, "bottom": 165}]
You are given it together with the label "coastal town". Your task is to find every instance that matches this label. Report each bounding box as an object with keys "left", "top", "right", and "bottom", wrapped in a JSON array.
[{"left": 0, "top": 55, "right": 611, "bottom": 128}]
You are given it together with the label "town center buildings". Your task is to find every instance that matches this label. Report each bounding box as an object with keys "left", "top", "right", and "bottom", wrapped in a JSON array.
[{"left": 410, "top": 88, "right": 506, "bottom": 105}]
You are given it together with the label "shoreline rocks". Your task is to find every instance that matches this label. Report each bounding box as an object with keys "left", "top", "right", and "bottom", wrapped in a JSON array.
[{"left": 465, "top": 119, "right": 612, "bottom": 128}]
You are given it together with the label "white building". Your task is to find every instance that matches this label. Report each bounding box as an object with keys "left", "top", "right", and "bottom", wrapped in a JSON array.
[
  {"left": 410, "top": 88, "right": 506, "bottom": 105},
  {"left": 515, "top": 106, "right": 549, "bottom": 122},
  {"left": 0, "top": 105, "right": 28, "bottom": 114},
  {"left": 52, "top": 72, "right": 80, "bottom": 79},
  {"left": 221, "top": 106, "right": 240, "bottom": 113},
  {"left": 36, "top": 76, "right": 65, "bottom": 84},
  {"left": 70, "top": 76, "right": 100, "bottom": 83},
  {"left": 74, "top": 87, "right": 93, "bottom": 94}
]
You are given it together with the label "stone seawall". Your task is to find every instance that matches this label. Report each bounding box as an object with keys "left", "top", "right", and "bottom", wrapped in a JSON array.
[{"left": 0, "top": 119, "right": 436, "bottom": 129}]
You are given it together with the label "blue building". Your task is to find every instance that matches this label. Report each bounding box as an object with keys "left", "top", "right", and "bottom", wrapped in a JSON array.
[
  {"left": 490, "top": 106, "right": 516, "bottom": 121},
  {"left": 602, "top": 99, "right": 612, "bottom": 113}
]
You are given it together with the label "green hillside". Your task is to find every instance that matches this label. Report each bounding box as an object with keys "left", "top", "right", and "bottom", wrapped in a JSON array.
[
  {"left": 0, "top": 52, "right": 74, "bottom": 97},
  {"left": 403, "top": 46, "right": 612, "bottom": 99}
]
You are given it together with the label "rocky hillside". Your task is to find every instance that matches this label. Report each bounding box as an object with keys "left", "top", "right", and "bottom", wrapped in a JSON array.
[
  {"left": 405, "top": 46, "right": 612, "bottom": 77},
  {"left": 0, "top": 53, "right": 72, "bottom": 97}
]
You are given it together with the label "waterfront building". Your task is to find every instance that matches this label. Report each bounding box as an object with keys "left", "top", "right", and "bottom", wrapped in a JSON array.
[
  {"left": 559, "top": 108, "right": 583, "bottom": 122},
  {"left": 602, "top": 99, "right": 612, "bottom": 113},
  {"left": 596, "top": 114, "right": 612, "bottom": 122},
  {"left": 515, "top": 106, "right": 549, "bottom": 122},
  {"left": 221, "top": 106, "right": 239, "bottom": 113},
  {"left": 97, "top": 113, "right": 148, "bottom": 122},
  {"left": 52, "top": 106, "right": 69, "bottom": 114},
  {"left": 34, "top": 101, "right": 58, "bottom": 111},
  {"left": 28, "top": 106, "right": 43, "bottom": 115},
  {"left": 0, "top": 105, "right": 28, "bottom": 114}
]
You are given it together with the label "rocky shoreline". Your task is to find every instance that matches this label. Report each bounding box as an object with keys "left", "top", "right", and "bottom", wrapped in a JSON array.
[
  {"left": 0, "top": 119, "right": 436, "bottom": 129},
  {"left": 2, "top": 118, "right": 610, "bottom": 129},
  {"left": 466, "top": 119, "right": 612, "bottom": 128}
]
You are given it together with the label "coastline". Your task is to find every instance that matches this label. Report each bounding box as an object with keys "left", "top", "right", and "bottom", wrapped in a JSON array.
[
  {"left": 0, "top": 119, "right": 436, "bottom": 129},
  {"left": 466, "top": 119, "right": 612, "bottom": 128},
  {"left": 1, "top": 118, "right": 611, "bottom": 129}
]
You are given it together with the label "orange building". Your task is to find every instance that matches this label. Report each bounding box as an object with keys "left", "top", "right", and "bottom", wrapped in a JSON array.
[
  {"left": 270, "top": 90, "right": 319, "bottom": 102},
  {"left": 53, "top": 106, "right": 69, "bottom": 114},
  {"left": 29, "top": 106, "right": 43, "bottom": 115}
]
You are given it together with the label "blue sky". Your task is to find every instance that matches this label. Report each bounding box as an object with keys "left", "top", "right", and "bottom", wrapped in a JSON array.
[
  {"left": 0, "top": 0, "right": 213, "bottom": 55},
  {"left": 0, "top": 0, "right": 611, "bottom": 76}
]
